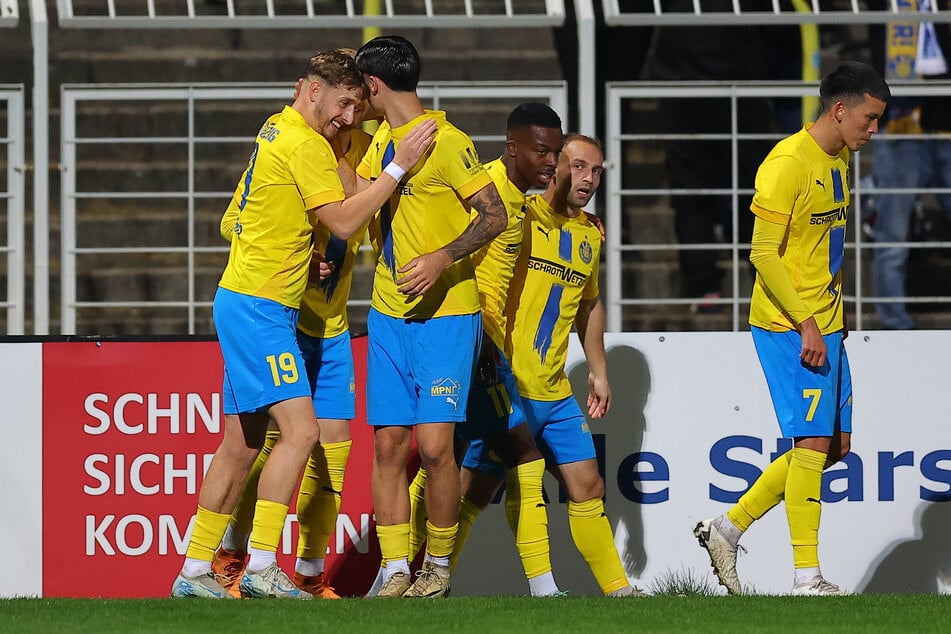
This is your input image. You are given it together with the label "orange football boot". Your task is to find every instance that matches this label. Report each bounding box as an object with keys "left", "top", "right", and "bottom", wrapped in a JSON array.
[
  {"left": 292, "top": 571, "right": 341, "bottom": 599},
  {"left": 211, "top": 547, "right": 247, "bottom": 599}
]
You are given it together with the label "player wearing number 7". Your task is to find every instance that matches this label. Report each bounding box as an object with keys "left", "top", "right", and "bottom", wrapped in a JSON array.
[{"left": 693, "top": 61, "right": 890, "bottom": 597}]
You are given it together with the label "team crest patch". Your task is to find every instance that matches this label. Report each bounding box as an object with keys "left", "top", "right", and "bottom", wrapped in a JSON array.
[
  {"left": 579, "top": 239, "right": 593, "bottom": 264},
  {"left": 459, "top": 146, "right": 483, "bottom": 176},
  {"left": 431, "top": 376, "right": 462, "bottom": 410}
]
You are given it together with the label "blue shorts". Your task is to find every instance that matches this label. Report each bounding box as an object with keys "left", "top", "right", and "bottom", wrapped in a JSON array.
[
  {"left": 751, "top": 327, "right": 853, "bottom": 438},
  {"left": 297, "top": 329, "right": 355, "bottom": 420},
  {"left": 214, "top": 287, "right": 311, "bottom": 415},
  {"left": 463, "top": 394, "right": 595, "bottom": 478},
  {"left": 366, "top": 308, "right": 481, "bottom": 426},
  {"left": 457, "top": 351, "right": 528, "bottom": 443}
]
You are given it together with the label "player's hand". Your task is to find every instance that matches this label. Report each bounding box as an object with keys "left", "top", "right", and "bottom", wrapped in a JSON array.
[
  {"left": 798, "top": 317, "right": 826, "bottom": 368},
  {"left": 309, "top": 249, "right": 334, "bottom": 282},
  {"left": 293, "top": 77, "right": 304, "bottom": 100},
  {"left": 587, "top": 372, "right": 611, "bottom": 419},
  {"left": 584, "top": 211, "right": 606, "bottom": 242},
  {"left": 842, "top": 311, "right": 850, "bottom": 341},
  {"left": 396, "top": 248, "right": 452, "bottom": 296},
  {"left": 393, "top": 118, "right": 437, "bottom": 170}
]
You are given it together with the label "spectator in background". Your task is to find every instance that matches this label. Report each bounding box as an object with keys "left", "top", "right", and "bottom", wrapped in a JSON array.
[
  {"left": 869, "top": 0, "right": 951, "bottom": 330},
  {"left": 643, "top": 0, "right": 791, "bottom": 312}
]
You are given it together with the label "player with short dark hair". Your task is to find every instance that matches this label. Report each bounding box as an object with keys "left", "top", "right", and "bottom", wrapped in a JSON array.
[
  {"left": 170, "top": 48, "right": 435, "bottom": 600},
  {"left": 354, "top": 34, "right": 507, "bottom": 599},
  {"left": 693, "top": 60, "right": 890, "bottom": 596},
  {"left": 379, "top": 102, "right": 567, "bottom": 598}
]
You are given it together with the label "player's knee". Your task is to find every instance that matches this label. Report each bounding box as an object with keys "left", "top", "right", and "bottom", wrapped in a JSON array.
[
  {"left": 281, "top": 422, "right": 320, "bottom": 449},
  {"left": 217, "top": 438, "right": 262, "bottom": 470},
  {"left": 417, "top": 444, "right": 455, "bottom": 473},
  {"left": 568, "top": 476, "right": 604, "bottom": 503},
  {"left": 373, "top": 429, "right": 411, "bottom": 465}
]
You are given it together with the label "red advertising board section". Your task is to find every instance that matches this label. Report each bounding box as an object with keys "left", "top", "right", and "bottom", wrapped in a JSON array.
[{"left": 42, "top": 338, "right": 382, "bottom": 598}]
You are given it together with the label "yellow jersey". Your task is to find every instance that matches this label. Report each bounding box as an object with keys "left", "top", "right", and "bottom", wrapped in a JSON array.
[
  {"left": 749, "top": 124, "right": 849, "bottom": 334},
  {"left": 218, "top": 105, "right": 345, "bottom": 309},
  {"left": 471, "top": 158, "right": 526, "bottom": 349},
  {"left": 297, "top": 129, "right": 374, "bottom": 338},
  {"left": 505, "top": 194, "right": 601, "bottom": 401},
  {"left": 357, "top": 110, "right": 492, "bottom": 320}
]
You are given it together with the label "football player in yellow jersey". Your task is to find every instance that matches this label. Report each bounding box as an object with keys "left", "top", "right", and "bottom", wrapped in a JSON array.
[
  {"left": 427, "top": 135, "right": 645, "bottom": 598},
  {"left": 211, "top": 70, "right": 377, "bottom": 599},
  {"left": 353, "top": 35, "right": 507, "bottom": 598},
  {"left": 500, "top": 134, "right": 645, "bottom": 597},
  {"left": 693, "top": 61, "right": 889, "bottom": 597},
  {"left": 171, "top": 49, "right": 435, "bottom": 600},
  {"left": 371, "top": 103, "right": 566, "bottom": 598}
]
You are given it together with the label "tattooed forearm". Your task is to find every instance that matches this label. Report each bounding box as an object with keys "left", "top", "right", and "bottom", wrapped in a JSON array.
[{"left": 443, "top": 183, "right": 507, "bottom": 262}]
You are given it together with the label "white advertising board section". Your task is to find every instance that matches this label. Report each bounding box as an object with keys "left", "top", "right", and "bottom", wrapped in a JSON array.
[
  {"left": 454, "top": 331, "right": 951, "bottom": 596},
  {"left": 0, "top": 343, "right": 43, "bottom": 597},
  {"left": 2, "top": 333, "right": 949, "bottom": 597}
]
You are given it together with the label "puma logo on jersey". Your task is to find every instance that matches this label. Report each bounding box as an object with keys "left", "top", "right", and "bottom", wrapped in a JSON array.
[
  {"left": 815, "top": 179, "right": 825, "bottom": 190},
  {"left": 536, "top": 226, "right": 552, "bottom": 238}
]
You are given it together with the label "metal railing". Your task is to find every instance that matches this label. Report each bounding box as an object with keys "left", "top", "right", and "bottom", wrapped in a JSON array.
[
  {"left": 60, "top": 81, "right": 567, "bottom": 334},
  {"left": 0, "top": 0, "right": 16, "bottom": 25},
  {"left": 0, "top": 86, "right": 25, "bottom": 334},
  {"left": 602, "top": 0, "right": 951, "bottom": 25},
  {"left": 55, "top": 0, "right": 567, "bottom": 28},
  {"left": 9, "top": 0, "right": 950, "bottom": 333},
  {"left": 604, "top": 81, "right": 951, "bottom": 332}
]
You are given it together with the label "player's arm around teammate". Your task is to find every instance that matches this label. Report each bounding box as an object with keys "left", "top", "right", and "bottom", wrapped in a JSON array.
[{"left": 172, "top": 50, "right": 432, "bottom": 601}]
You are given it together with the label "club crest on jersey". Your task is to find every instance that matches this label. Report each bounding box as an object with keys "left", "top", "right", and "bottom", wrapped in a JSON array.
[
  {"left": 459, "top": 146, "right": 483, "bottom": 176},
  {"left": 579, "top": 239, "right": 593, "bottom": 264}
]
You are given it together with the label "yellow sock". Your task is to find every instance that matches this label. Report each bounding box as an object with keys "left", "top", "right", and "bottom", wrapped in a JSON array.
[
  {"left": 249, "top": 499, "right": 288, "bottom": 553},
  {"left": 504, "top": 458, "right": 552, "bottom": 580},
  {"left": 786, "top": 447, "right": 827, "bottom": 569},
  {"left": 449, "top": 497, "right": 482, "bottom": 571},
  {"left": 185, "top": 505, "right": 232, "bottom": 561},
  {"left": 425, "top": 520, "right": 458, "bottom": 560},
  {"left": 567, "top": 498, "right": 628, "bottom": 595},
  {"left": 297, "top": 440, "right": 351, "bottom": 559},
  {"left": 376, "top": 522, "right": 410, "bottom": 564},
  {"left": 229, "top": 430, "right": 280, "bottom": 538},
  {"left": 728, "top": 451, "right": 792, "bottom": 532},
  {"left": 408, "top": 468, "right": 429, "bottom": 561}
]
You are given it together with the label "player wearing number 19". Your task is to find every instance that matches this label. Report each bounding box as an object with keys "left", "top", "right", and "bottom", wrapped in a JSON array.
[
  {"left": 170, "top": 49, "right": 435, "bottom": 600},
  {"left": 693, "top": 60, "right": 889, "bottom": 597}
]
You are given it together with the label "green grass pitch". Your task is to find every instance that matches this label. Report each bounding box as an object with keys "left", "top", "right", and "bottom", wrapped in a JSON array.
[{"left": 1, "top": 595, "right": 947, "bottom": 633}]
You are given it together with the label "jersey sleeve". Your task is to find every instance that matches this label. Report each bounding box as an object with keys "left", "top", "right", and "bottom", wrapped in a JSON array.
[
  {"left": 750, "top": 154, "right": 806, "bottom": 225},
  {"left": 289, "top": 137, "right": 346, "bottom": 211},
  {"left": 433, "top": 127, "right": 493, "bottom": 201}
]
